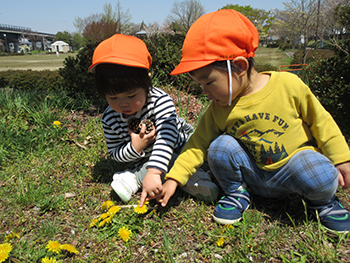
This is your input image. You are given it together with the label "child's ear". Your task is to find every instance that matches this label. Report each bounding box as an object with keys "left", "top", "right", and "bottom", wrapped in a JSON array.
[{"left": 232, "top": 57, "right": 249, "bottom": 76}]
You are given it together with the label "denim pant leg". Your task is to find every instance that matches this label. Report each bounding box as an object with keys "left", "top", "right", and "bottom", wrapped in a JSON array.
[
  {"left": 207, "top": 135, "right": 338, "bottom": 206},
  {"left": 259, "top": 150, "right": 339, "bottom": 206},
  {"left": 207, "top": 134, "right": 260, "bottom": 194}
]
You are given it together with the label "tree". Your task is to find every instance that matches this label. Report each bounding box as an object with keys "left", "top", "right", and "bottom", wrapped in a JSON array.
[
  {"left": 73, "top": 1, "right": 133, "bottom": 42},
  {"left": 221, "top": 4, "right": 274, "bottom": 44},
  {"left": 166, "top": 0, "right": 205, "bottom": 34},
  {"left": 54, "top": 31, "right": 72, "bottom": 45},
  {"left": 334, "top": 3, "right": 350, "bottom": 31},
  {"left": 72, "top": 32, "right": 87, "bottom": 50},
  {"left": 272, "top": 0, "right": 320, "bottom": 63},
  {"left": 114, "top": 1, "right": 133, "bottom": 34},
  {"left": 83, "top": 18, "right": 119, "bottom": 45}
]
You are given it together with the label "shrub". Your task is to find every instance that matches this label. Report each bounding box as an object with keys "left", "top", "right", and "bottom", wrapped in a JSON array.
[
  {"left": 58, "top": 34, "right": 202, "bottom": 98},
  {"left": 291, "top": 49, "right": 335, "bottom": 65},
  {"left": 58, "top": 43, "right": 103, "bottom": 105},
  {"left": 143, "top": 33, "right": 199, "bottom": 94},
  {"left": 300, "top": 40, "right": 350, "bottom": 141},
  {"left": 0, "top": 70, "right": 64, "bottom": 91},
  {"left": 255, "top": 63, "right": 278, "bottom": 72}
]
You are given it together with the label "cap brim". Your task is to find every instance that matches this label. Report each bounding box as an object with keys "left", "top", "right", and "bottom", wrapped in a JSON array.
[{"left": 170, "top": 60, "right": 215, "bottom": 75}]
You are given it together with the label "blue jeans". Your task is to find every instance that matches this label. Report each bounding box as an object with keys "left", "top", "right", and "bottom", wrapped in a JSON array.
[{"left": 207, "top": 135, "right": 338, "bottom": 206}]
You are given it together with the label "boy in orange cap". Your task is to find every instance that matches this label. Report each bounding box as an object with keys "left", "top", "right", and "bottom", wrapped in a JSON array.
[
  {"left": 149, "top": 10, "right": 350, "bottom": 234},
  {"left": 89, "top": 34, "right": 220, "bottom": 204}
]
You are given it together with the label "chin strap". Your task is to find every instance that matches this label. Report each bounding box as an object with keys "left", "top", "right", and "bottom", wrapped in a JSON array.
[{"left": 227, "top": 60, "right": 233, "bottom": 106}]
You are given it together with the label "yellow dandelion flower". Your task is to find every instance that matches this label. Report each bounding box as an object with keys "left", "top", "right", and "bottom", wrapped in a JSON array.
[
  {"left": 0, "top": 250, "right": 10, "bottom": 263},
  {"left": 0, "top": 243, "right": 12, "bottom": 254},
  {"left": 60, "top": 244, "right": 79, "bottom": 254},
  {"left": 89, "top": 218, "right": 99, "bottom": 228},
  {"left": 53, "top": 121, "right": 61, "bottom": 128},
  {"left": 101, "top": 201, "right": 114, "bottom": 210},
  {"left": 46, "top": 240, "right": 62, "bottom": 254},
  {"left": 118, "top": 226, "right": 132, "bottom": 242},
  {"left": 98, "top": 220, "right": 107, "bottom": 228},
  {"left": 108, "top": 205, "right": 121, "bottom": 215},
  {"left": 99, "top": 212, "right": 110, "bottom": 221},
  {"left": 98, "top": 214, "right": 113, "bottom": 227},
  {"left": 41, "top": 257, "right": 57, "bottom": 263},
  {"left": 5, "top": 231, "right": 20, "bottom": 242},
  {"left": 134, "top": 204, "right": 148, "bottom": 214},
  {"left": 216, "top": 237, "right": 225, "bottom": 247}
]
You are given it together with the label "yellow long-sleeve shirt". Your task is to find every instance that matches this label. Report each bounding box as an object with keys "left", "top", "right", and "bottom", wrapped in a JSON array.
[{"left": 165, "top": 71, "right": 350, "bottom": 186}]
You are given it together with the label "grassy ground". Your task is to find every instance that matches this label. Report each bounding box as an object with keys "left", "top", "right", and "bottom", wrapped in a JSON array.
[
  {"left": 1, "top": 48, "right": 350, "bottom": 262},
  {"left": 0, "top": 53, "right": 74, "bottom": 71},
  {"left": 1, "top": 89, "right": 350, "bottom": 263},
  {"left": 255, "top": 47, "right": 293, "bottom": 69},
  {"left": 0, "top": 47, "right": 289, "bottom": 72}
]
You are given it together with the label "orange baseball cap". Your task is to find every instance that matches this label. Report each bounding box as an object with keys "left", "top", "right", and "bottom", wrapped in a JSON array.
[
  {"left": 89, "top": 34, "right": 152, "bottom": 73},
  {"left": 171, "top": 9, "right": 259, "bottom": 75}
]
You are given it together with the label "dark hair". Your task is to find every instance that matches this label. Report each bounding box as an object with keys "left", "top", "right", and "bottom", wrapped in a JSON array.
[
  {"left": 189, "top": 58, "right": 255, "bottom": 79},
  {"left": 94, "top": 64, "right": 152, "bottom": 98}
]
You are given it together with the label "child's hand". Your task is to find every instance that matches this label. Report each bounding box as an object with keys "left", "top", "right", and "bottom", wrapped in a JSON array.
[
  {"left": 156, "top": 179, "right": 178, "bottom": 207},
  {"left": 139, "top": 168, "right": 163, "bottom": 206},
  {"left": 129, "top": 125, "right": 156, "bottom": 154},
  {"left": 336, "top": 162, "right": 350, "bottom": 189}
]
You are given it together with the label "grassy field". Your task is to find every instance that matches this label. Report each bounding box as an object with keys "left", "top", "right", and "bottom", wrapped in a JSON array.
[
  {"left": 1, "top": 48, "right": 350, "bottom": 262},
  {"left": 255, "top": 47, "right": 293, "bottom": 68},
  {"left": 0, "top": 47, "right": 291, "bottom": 72},
  {"left": 0, "top": 53, "right": 74, "bottom": 71}
]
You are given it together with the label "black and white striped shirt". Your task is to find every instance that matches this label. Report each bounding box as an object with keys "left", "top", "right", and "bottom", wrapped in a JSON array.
[{"left": 101, "top": 87, "right": 193, "bottom": 173}]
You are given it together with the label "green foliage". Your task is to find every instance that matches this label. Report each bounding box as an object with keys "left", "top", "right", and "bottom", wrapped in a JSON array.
[
  {"left": 54, "top": 31, "right": 72, "bottom": 46},
  {"left": 58, "top": 43, "right": 103, "bottom": 105},
  {"left": 291, "top": 49, "right": 335, "bottom": 65},
  {"left": 221, "top": 4, "right": 274, "bottom": 37},
  {"left": 334, "top": 4, "right": 350, "bottom": 32},
  {"left": 143, "top": 33, "right": 198, "bottom": 92},
  {"left": 300, "top": 41, "right": 350, "bottom": 141},
  {"left": 0, "top": 70, "right": 64, "bottom": 91},
  {"left": 255, "top": 63, "right": 278, "bottom": 72},
  {"left": 0, "top": 89, "right": 71, "bottom": 165}
]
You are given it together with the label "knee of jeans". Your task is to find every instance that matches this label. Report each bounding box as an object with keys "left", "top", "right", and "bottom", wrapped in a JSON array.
[
  {"left": 303, "top": 175, "right": 338, "bottom": 203},
  {"left": 208, "top": 134, "right": 239, "bottom": 153},
  {"left": 208, "top": 135, "right": 241, "bottom": 167}
]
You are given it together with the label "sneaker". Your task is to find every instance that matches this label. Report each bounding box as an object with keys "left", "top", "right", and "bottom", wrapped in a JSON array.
[
  {"left": 213, "top": 187, "right": 250, "bottom": 224},
  {"left": 308, "top": 197, "right": 350, "bottom": 234},
  {"left": 181, "top": 169, "right": 220, "bottom": 203},
  {"left": 111, "top": 171, "right": 140, "bottom": 202}
]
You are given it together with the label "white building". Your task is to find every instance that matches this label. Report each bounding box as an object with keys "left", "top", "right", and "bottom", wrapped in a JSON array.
[{"left": 51, "top": 41, "right": 70, "bottom": 53}]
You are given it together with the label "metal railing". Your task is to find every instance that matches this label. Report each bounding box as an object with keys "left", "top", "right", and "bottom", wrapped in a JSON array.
[{"left": 0, "top": 24, "right": 32, "bottom": 32}]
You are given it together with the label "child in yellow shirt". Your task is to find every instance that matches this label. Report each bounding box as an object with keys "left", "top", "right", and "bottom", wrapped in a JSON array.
[{"left": 141, "top": 10, "right": 350, "bottom": 234}]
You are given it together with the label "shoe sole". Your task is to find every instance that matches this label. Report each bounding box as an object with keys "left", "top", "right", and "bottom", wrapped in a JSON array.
[{"left": 111, "top": 180, "right": 132, "bottom": 202}]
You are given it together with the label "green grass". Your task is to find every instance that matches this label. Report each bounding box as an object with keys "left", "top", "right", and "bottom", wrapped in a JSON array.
[
  {"left": 0, "top": 53, "right": 75, "bottom": 71},
  {"left": 1, "top": 88, "right": 350, "bottom": 262},
  {"left": 255, "top": 47, "right": 294, "bottom": 68}
]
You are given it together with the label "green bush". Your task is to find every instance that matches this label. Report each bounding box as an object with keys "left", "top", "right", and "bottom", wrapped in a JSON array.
[
  {"left": 58, "top": 43, "right": 103, "bottom": 105},
  {"left": 58, "top": 34, "right": 202, "bottom": 98},
  {"left": 0, "top": 70, "right": 64, "bottom": 91},
  {"left": 300, "top": 40, "right": 350, "bottom": 141},
  {"left": 291, "top": 49, "right": 335, "bottom": 65},
  {"left": 255, "top": 63, "right": 278, "bottom": 72},
  {"left": 143, "top": 34, "right": 199, "bottom": 93}
]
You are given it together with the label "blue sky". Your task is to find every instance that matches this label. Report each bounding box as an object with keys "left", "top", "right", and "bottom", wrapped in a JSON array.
[{"left": 1, "top": 0, "right": 286, "bottom": 34}]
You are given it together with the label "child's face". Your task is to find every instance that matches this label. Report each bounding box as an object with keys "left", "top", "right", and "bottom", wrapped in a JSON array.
[
  {"left": 106, "top": 88, "right": 147, "bottom": 118},
  {"left": 190, "top": 65, "right": 243, "bottom": 107}
]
